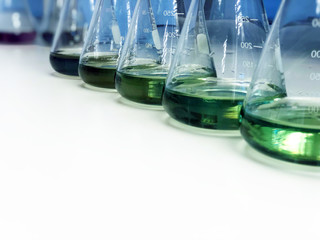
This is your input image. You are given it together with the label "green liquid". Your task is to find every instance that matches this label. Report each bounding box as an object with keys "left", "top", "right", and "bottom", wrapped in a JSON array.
[
  {"left": 79, "top": 55, "right": 118, "bottom": 89},
  {"left": 50, "top": 51, "right": 80, "bottom": 76},
  {"left": 116, "top": 65, "right": 167, "bottom": 105},
  {"left": 241, "top": 98, "right": 320, "bottom": 165},
  {"left": 163, "top": 79, "right": 246, "bottom": 130}
]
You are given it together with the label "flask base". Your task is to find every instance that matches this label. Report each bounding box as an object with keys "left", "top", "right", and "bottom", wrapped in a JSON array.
[
  {"left": 167, "top": 117, "right": 240, "bottom": 137},
  {"left": 116, "top": 71, "right": 165, "bottom": 106},
  {"left": 162, "top": 88, "right": 245, "bottom": 130},
  {"left": 50, "top": 51, "right": 80, "bottom": 76},
  {"left": 82, "top": 83, "right": 116, "bottom": 93},
  {"left": 79, "top": 63, "right": 116, "bottom": 89},
  {"left": 118, "top": 97, "right": 164, "bottom": 111},
  {"left": 241, "top": 111, "right": 320, "bottom": 166}
]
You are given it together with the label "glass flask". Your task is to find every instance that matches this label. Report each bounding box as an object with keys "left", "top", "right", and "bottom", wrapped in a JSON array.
[
  {"left": 162, "top": 0, "right": 269, "bottom": 131},
  {"left": 0, "top": 0, "right": 37, "bottom": 43},
  {"left": 115, "top": 0, "right": 190, "bottom": 106},
  {"left": 240, "top": 0, "right": 320, "bottom": 165},
  {"left": 49, "top": 0, "right": 95, "bottom": 76},
  {"left": 78, "top": 0, "right": 137, "bottom": 89},
  {"left": 40, "top": 0, "right": 64, "bottom": 44}
]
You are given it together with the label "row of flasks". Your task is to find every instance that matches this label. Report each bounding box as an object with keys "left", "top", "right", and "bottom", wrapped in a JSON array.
[
  {"left": 2, "top": 0, "right": 320, "bottom": 166},
  {"left": 0, "top": 0, "right": 280, "bottom": 44},
  {"left": 50, "top": 0, "right": 266, "bottom": 129}
]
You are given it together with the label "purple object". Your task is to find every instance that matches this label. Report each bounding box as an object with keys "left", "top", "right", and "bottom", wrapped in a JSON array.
[{"left": 0, "top": 32, "right": 37, "bottom": 43}]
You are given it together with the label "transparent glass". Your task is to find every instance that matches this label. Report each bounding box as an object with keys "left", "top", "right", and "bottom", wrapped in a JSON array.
[
  {"left": 79, "top": 0, "right": 137, "bottom": 89},
  {"left": 40, "top": 0, "right": 64, "bottom": 44},
  {"left": 115, "top": 0, "right": 191, "bottom": 106},
  {"left": 162, "top": 0, "right": 269, "bottom": 130},
  {"left": 0, "top": 0, "right": 37, "bottom": 43},
  {"left": 49, "top": 0, "right": 95, "bottom": 76},
  {"left": 240, "top": 0, "right": 320, "bottom": 165}
]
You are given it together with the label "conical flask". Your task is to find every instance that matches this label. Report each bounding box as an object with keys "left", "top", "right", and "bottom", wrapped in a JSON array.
[
  {"left": 40, "top": 0, "right": 64, "bottom": 44},
  {"left": 49, "top": 0, "right": 95, "bottom": 76},
  {"left": 115, "top": 0, "right": 190, "bottom": 106},
  {"left": 162, "top": 0, "right": 269, "bottom": 131},
  {"left": 240, "top": 0, "right": 320, "bottom": 165},
  {"left": 0, "top": 0, "right": 37, "bottom": 43},
  {"left": 78, "top": 0, "right": 137, "bottom": 89}
]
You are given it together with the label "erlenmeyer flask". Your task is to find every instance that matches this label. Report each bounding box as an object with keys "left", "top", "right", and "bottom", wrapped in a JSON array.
[
  {"left": 78, "top": 0, "right": 137, "bottom": 89},
  {"left": 49, "top": 0, "right": 95, "bottom": 76},
  {"left": 162, "top": 0, "right": 269, "bottom": 130},
  {"left": 115, "top": 0, "right": 190, "bottom": 106},
  {"left": 0, "top": 0, "right": 37, "bottom": 43},
  {"left": 41, "top": 0, "right": 64, "bottom": 44},
  {"left": 240, "top": 0, "right": 320, "bottom": 165}
]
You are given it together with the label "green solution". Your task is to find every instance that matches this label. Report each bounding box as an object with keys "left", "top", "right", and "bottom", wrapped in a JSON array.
[
  {"left": 162, "top": 76, "right": 247, "bottom": 130},
  {"left": 240, "top": 98, "right": 320, "bottom": 165},
  {"left": 50, "top": 50, "right": 81, "bottom": 76},
  {"left": 79, "top": 54, "right": 118, "bottom": 89},
  {"left": 116, "top": 65, "right": 167, "bottom": 105}
]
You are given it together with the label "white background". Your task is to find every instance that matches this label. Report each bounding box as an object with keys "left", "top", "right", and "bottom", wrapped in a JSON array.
[{"left": 1, "top": 45, "right": 320, "bottom": 240}]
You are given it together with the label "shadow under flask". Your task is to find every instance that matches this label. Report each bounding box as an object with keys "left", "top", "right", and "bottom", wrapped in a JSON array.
[
  {"left": 49, "top": 0, "right": 95, "bottom": 76},
  {"left": 240, "top": 0, "right": 320, "bottom": 165},
  {"left": 0, "top": 0, "right": 37, "bottom": 43},
  {"left": 78, "top": 0, "right": 137, "bottom": 89},
  {"left": 115, "top": 0, "right": 190, "bottom": 106},
  {"left": 162, "top": 0, "right": 269, "bottom": 131}
]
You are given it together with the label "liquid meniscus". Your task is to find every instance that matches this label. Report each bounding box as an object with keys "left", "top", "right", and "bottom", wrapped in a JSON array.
[
  {"left": 79, "top": 54, "right": 118, "bottom": 89},
  {"left": 241, "top": 98, "right": 320, "bottom": 165}
]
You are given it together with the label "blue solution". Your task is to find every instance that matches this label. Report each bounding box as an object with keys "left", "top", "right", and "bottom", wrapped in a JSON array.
[
  {"left": 263, "top": 0, "right": 281, "bottom": 23},
  {"left": 28, "top": 0, "right": 43, "bottom": 21}
]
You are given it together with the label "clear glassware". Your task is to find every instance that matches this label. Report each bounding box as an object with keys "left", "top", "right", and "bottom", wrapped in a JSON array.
[
  {"left": 0, "top": 0, "right": 37, "bottom": 43},
  {"left": 240, "top": 0, "right": 320, "bottom": 165},
  {"left": 162, "top": 0, "right": 269, "bottom": 131},
  {"left": 49, "top": 0, "right": 95, "bottom": 76},
  {"left": 78, "top": 0, "right": 137, "bottom": 89},
  {"left": 115, "top": 0, "right": 191, "bottom": 106},
  {"left": 40, "top": 0, "right": 64, "bottom": 44}
]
